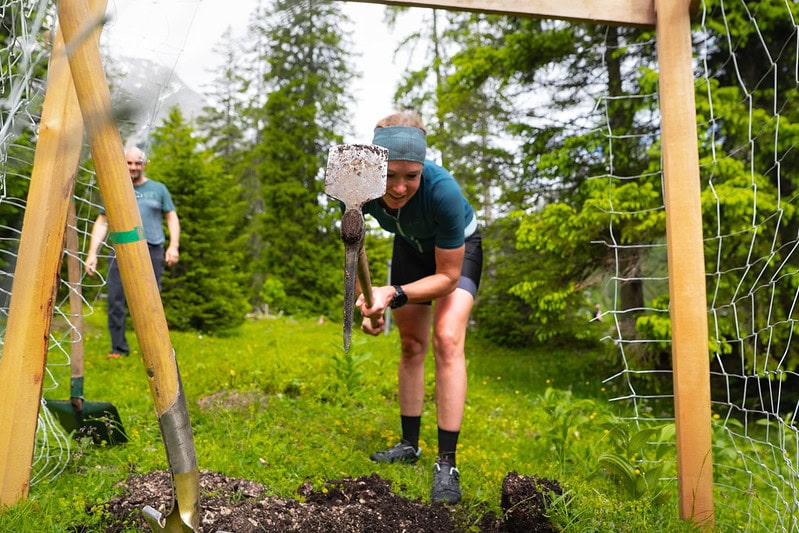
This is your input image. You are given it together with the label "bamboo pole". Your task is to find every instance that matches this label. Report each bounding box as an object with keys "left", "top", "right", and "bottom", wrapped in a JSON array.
[
  {"left": 0, "top": 8, "right": 89, "bottom": 506},
  {"left": 57, "top": 1, "right": 199, "bottom": 528},
  {"left": 655, "top": 0, "right": 714, "bottom": 527}
]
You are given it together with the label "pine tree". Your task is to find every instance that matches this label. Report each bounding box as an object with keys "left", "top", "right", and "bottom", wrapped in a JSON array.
[
  {"left": 148, "top": 106, "right": 250, "bottom": 332},
  {"left": 237, "top": 0, "right": 355, "bottom": 318},
  {"left": 196, "top": 28, "right": 263, "bottom": 305},
  {"left": 196, "top": 27, "right": 250, "bottom": 175}
]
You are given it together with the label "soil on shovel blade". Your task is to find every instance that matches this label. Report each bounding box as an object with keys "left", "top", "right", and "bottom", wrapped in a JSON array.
[{"left": 96, "top": 469, "right": 562, "bottom": 532}]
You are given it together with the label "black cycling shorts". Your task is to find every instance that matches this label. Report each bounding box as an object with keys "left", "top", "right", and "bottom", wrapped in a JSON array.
[{"left": 390, "top": 230, "right": 483, "bottom": 304}]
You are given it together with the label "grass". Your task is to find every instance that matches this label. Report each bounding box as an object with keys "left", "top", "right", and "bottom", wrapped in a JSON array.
[{"left": 2, "top": 311, "right": 704, "bottom": 532}]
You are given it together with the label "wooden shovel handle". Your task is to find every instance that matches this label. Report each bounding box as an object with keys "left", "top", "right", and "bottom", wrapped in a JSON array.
[
  {"left": 357, "top": 247, "right": 381, "bottom": 329},
  {"left": 59, "top": 0, "right": 178, "bottom": 413},
  {"left": 59, "top": 2, "right": 200, "bottom": 529}
]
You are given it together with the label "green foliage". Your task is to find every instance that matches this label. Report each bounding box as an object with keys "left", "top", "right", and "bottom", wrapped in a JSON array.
[
  {"left": 534, "top": 388, "right": 602, "bottom": 472},
  {"left": 509, "top": 194, "right": 615, "bottom": 343},
  {"left": 259, "top": 277, "right": 287, "bottom": 314},
  {"left": 633, "top": 294, "right": 671, "bottom": 353},
  {"left": 234, "top": 0, "right": 352, "bottom": 318},
  {"left": 592, "top": 421, "right": 675, "bottom": 503},
  {"left": 472, "top": 216, "right": 542, "bottom": 346},
  {"left": 329, "top": 343, "right": 373, "bottom": 403},
  {"left": 148, "top": 107, "right": 250, "bottom": 332}
]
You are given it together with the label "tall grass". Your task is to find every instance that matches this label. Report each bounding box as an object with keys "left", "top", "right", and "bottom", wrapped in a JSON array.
[{"left": 2, "top": 313, "right": 702, "bottom": 531}]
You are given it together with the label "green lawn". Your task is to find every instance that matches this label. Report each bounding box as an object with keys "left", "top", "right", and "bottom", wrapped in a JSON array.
[{"left": 1, "top": 312, "right": 702, "bottom": 532}]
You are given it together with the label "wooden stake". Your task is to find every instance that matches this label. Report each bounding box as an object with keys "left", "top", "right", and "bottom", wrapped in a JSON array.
[
  {"left": 0, "top": 5, "right": 90, "bottom": 506},
  {"left": 65, "top": 200, "right": 85, "bottom": 407},
  {"left": 655, "top": 0, "right": 714, "bottom": 527}
]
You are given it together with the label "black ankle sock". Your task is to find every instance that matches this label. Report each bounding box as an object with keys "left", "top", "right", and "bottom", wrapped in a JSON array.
[
  {"left": 401, "top": 415, "right": 421, "bottom": 449},
  {"left": 437, "top": 427, "right": 459, "bottom": 467}
]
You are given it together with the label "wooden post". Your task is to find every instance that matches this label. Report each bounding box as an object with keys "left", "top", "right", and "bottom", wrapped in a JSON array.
[
  {"left": 65, "top": 200, "right": 85, "bottom": 408},
  {"left": 655, "top": 0, "right": 714, "bottom": 526},
  {"left": 0, "top": 4, "right": 92, "bottom": 506}
]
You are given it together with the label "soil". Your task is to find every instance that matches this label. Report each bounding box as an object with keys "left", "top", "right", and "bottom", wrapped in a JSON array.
[{"left": 92, "top": 469, "right": 562, "bottom": 532}]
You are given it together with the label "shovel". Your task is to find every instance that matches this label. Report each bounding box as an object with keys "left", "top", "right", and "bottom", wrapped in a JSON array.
[
  {"left": 45, "top": 200, "right": 127, "bottom": 445},
  {"left": 324, "top": 144, "right": 388, "bottom": 352}
]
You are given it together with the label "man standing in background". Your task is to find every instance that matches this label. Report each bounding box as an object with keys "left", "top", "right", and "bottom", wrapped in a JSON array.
[{"left": 85, "top": 146, "right": 180, "bottom": 358}]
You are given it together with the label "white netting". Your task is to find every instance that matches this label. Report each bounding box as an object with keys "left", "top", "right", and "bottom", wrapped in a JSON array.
[{"left": 599, "top": 1, "right": 799, "bottom": 530}]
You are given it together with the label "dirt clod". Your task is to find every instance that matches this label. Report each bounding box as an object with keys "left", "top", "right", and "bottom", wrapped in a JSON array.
[{"left": 501, "top": 471, "right": 562, "bottom": 532}]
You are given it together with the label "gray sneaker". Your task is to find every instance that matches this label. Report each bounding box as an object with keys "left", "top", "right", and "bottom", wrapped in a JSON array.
[
  {"left": 431, "top": 461, "right": 461, "bottom": 504},
  {"left": 370, "top": 442, "right": 421, "bottom": 464}
]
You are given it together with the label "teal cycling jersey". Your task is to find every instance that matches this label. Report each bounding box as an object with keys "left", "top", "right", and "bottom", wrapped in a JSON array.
[{"left": 362, "top": 160, "right": 476, "bottom": 254}]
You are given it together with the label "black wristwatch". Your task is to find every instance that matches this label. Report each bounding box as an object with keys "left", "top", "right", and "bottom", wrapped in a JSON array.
[{"left": 390, "top": 285, "right": 408, "bottom": 309}]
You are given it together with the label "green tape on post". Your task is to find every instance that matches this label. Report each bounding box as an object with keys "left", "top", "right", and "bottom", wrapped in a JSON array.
[{"left": 109, "top": 225, "right": 144, "bottom": 244}]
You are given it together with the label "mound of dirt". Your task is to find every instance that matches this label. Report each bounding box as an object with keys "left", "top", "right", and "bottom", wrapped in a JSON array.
[{"left": 97, "top": 469, "right": 561, "bottom": 532}]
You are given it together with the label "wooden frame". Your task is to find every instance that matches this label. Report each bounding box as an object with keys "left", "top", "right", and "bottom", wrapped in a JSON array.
[
  {"left": 349, "top": 0, "right": 713, "bottom": 527},
  {"left": 1, "top": 0, "right": 713, "bottom": 529}
]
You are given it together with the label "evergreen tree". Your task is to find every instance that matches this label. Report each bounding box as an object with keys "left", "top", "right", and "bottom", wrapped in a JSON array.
[
  {"left": 197, "top": 27, "right": 263, "bottom": 305},
  {"left": 505, "top": 23, "right": 659, "bottom": 343},
  {"left": 237, "top": 0, "right": 355, "bottom": 318},
  {"left": 393, "top": 11, "right": 517, "bottom": 224},
  {"left": 197, "top": 27, "right": 250, "bottom": 174},
  {"left": 148, "top": 106, "right": 250, "bottom": 332}
]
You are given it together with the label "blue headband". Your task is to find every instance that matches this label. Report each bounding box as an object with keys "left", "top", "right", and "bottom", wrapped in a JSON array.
[{"left": 372, "top": 126, "right": 427, "bottom": 163}]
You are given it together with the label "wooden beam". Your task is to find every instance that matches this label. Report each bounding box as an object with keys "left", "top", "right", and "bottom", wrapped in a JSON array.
[
  {"left": 346, "top": 0, "right": 656, "bottom": 27},
  {"left": 655, "top": 0, "right": 714, "bottom": 527}
]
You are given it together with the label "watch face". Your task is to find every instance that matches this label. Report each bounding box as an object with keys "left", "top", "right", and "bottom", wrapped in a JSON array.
[{"left": 391, "top": 286, "right": 407, "bottom": 308}]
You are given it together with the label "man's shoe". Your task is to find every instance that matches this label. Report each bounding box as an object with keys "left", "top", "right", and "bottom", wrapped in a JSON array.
[
  {"left": 431, "top": 461, "right": 461, "bottom": 504},
  {"left": 370, "top": 442, "right": 421, "bottom": 464}
]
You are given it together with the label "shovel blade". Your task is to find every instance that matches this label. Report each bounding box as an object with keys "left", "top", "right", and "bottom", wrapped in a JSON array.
[
  {"left": 324, "top": 144, "right": 388, "bottom": 208},
  {"left": 44, "top": 399, "right": 128, "bottom": 445}
]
